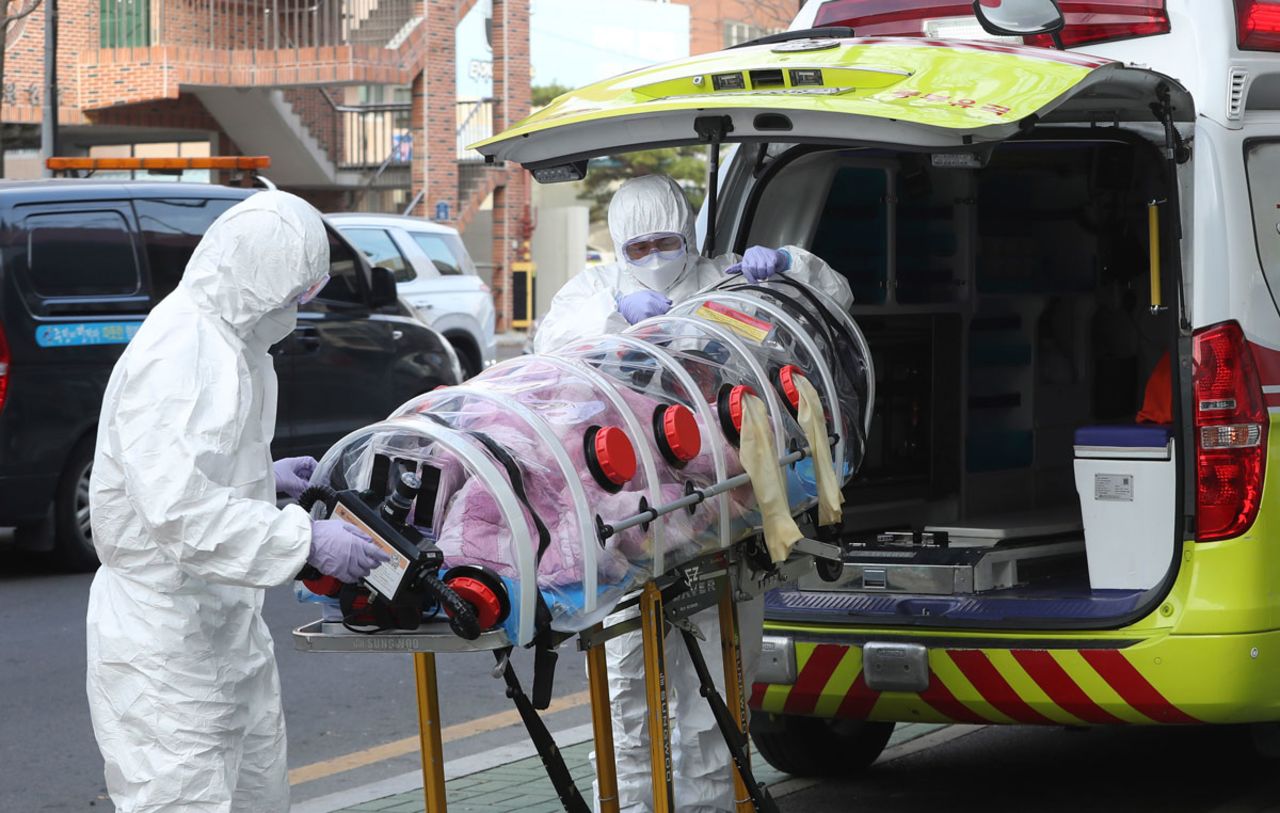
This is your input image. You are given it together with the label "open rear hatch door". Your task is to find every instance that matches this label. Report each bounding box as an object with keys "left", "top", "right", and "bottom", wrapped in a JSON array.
[{"left": 470, "top": 37, "right": 1192, "bottom": 171}]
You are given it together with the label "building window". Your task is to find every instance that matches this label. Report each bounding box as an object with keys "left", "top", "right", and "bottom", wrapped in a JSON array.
[
  {"left": 351, "top": 85, "right": 412, "bottom": 105},
  {"left": 722, "top": 20, "right": 782, "bottom": 48},
  {"left": 88, "top": 142, "right": 213, "bottom": 182},
  {"left": 100, "top": 0, "right": 151, "bottom": 48}
]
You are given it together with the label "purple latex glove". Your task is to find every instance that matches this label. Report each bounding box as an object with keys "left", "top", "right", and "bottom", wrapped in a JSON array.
[
  {"left": 617, "top": 290, "right": 672, "bottom": 325},
  {"left": 273, "top": 456, "right": 317, "bottom": 500},
  {"left": 307, "top": 519, "right": 390, "bottom": 583},
  {"left": 725, "top": 246, "right": 791, "bottom": 283}
]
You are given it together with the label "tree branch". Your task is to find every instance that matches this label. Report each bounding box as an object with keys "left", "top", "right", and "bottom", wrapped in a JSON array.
[{"left": 2, "top": 0, "right": 42, "bottom": 28}]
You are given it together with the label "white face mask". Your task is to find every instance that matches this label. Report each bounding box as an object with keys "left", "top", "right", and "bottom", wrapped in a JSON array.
[
  {"left": 252, "top": 305, "right": 298, "bottom": 350},
  {"left": 627, "top": 248, "right": 687, "bottom": 292}
]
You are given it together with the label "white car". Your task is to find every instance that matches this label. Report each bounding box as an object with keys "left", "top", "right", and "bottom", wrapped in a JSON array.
[{"left": 327, "top": 213, "right": 496, "bottom": 379}]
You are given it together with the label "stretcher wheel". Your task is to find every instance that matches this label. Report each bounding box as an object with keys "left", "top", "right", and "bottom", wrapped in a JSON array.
[
  {"left": 815, "top": 557, "right": 844, "bottom": 583},
  {"left": 443, "top": 565, "right": 510, "bottom": 631},
  {"left": 653, "top": 403, "right": 701, "bottom": 466},
  {"left": 717, "top": 383, "right": 756, "bottom": 444},
  {"left": 585, "top": 425, "right": 637, "bottom": 492}
]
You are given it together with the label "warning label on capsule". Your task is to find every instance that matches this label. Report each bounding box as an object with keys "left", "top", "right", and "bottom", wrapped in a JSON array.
[{"left": 695, "top": 301, "right": 773, "bottom": 343}]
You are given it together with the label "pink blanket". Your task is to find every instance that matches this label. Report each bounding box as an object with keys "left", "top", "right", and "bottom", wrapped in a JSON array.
[{"left": 420, "top": 362, "right": 748, "bottom": 589}]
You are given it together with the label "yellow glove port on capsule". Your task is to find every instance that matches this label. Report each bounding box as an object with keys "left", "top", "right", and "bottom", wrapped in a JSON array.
[{"left": 738, "top": 392, "right": 802, "bottom": 563}]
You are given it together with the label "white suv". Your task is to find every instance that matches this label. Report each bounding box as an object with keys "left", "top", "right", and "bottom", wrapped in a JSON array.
[{"left": 327, "top": 213, "right": 496, "bottom": 379}]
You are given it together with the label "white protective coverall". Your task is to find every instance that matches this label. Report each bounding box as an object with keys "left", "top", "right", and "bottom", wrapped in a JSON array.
[
  {"left": 85, "top": 191, "right": 329, "bottom": 812},
  {"left": 533, "top": 174, "right": 852, "bottom": 354},
  {"left": 537, "top": 174, "right": 852, "bottom": 812}
]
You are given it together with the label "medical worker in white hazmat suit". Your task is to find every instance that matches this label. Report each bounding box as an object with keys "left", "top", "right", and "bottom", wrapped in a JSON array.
[
  {"left": 536, "top": 174, "right": 852, "bottom": 812},
  {"left": 85, "top": 191, "right": 389, "bottom": 812}
]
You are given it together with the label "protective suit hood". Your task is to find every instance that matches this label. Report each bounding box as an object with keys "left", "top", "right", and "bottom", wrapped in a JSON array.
[
  {"left": 608, "top": 175, "right": 699, "bottom": 292},
  {"left": 180, "top": 191, "right": 330, "bottom": 347}
]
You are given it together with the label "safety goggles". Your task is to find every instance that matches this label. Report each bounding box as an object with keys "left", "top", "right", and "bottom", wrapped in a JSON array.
[
  {"left": 296, "top": 273, "right": 331, "bottom": 305},
  {"left": 622, "top": 232, "right": 684, "bottom": 263}
]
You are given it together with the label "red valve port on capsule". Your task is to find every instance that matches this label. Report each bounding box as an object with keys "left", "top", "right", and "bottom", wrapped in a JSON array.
[
  {"left": 585, "top": 425, "right": 637, "bottom": 492},
  {"left": 717, "top": 384, "right": 756, "bottom": 444},
  {"left": 654, "top": 403, "right": 701, "bottom": 466},
  {"left": 778, "top": 365, "right": 805, "bottom": 413},
  {"left": 443, "top": 565, "right": 510, "bottom": 631}
]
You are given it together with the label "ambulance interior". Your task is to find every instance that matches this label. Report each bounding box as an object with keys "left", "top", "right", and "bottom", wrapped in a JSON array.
[{"left": 743, "top": 130, "right": 1180, "bottom": 626}]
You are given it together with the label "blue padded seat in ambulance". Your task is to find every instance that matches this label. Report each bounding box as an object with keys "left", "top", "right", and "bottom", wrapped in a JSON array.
[{"left": 1073, "top": 425, "right": 1174, "bottom": 450}]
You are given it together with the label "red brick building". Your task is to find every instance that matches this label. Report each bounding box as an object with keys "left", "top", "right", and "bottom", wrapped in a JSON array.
[
  {"left": 0, "top": 0, "right": 532, "bottom": 329},
  {"left": 670, "top": 0, "right": 803, "bottom": 54}
]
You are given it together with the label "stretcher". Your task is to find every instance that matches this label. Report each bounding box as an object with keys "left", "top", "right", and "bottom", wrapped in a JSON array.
[{"left": 293, "top": 277, "right": 873, "bottom": 812}]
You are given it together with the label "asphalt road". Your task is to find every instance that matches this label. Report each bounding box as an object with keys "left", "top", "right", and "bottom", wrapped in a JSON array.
[{"left": 781, "top": 722, "right": 1280, "bottom": 812}]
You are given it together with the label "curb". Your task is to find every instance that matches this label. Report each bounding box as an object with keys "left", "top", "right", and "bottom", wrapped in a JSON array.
[{"left": 293, "top": 721, "right": 972, "bottom": 813}]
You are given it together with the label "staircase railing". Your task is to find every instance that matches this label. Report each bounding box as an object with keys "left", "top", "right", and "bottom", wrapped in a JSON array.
[
  {"left": 332, "top": 100, "right": 413, "bottom": 171},
  {"left": 395, "top": 98, "right": 496, "bottom": 216},
  {"left": 456, "top": 98, "right": 495, "bottom": 162},
  {"left": 107, "top": 0, "right": 417, "bottom": 51}
]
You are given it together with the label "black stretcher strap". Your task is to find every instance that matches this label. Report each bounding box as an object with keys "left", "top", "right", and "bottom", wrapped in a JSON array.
[
  {"left": 495, "top": 648, "right": 590, "bottom": 813},
  {"left": 462, "top": 429, "right": 561, "bottom": 710},
  {"left": 677, "top": 626, "right": 781, "bottom": 813},
  {"left": 422, "top": 415, "right": 585, "bottom": 808},
  {"left": 423, "top": 412, "right": 561, "bottom": 709}
]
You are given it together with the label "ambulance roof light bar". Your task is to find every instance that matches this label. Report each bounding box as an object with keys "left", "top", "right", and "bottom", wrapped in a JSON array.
[
  {"left": 46, "top": 155, "right": 271, "bottom": 177},
  {"left": 813, "top": 0, "right": 1169, "bottom": 49}
]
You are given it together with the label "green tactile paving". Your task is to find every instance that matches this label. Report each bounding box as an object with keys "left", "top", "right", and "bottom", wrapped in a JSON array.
[{"left": 333, "top": 724, "right": 947, "bottom": 813}]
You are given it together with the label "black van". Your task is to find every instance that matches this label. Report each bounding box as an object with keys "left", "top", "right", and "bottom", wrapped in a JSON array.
[{"left": 0, "top": 181, "right": 461, "bottom": 570}]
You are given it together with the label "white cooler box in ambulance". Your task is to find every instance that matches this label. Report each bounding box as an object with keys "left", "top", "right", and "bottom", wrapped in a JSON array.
[{"left": 1072, "top": 424, "right": 1176, "bottom": 591}]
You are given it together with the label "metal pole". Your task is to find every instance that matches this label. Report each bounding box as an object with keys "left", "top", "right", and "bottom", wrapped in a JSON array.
[
  {"left": 599, "top": 445, "right": 814, "bottom": 539},
  {"left": 586, "top": 630, "right": 620, "bottom": 813},
  {"left": 718, "top": 583, "right": 753, "bottom": 813},
  {"left": 640, "top": 582, "right": 674, "bottom": 813},
  {"left": 40, "top": 0, "right": 57, "bottom": 175},
  {"left": 413, "top": 653, "right": 449, "bottom": 812},
  {"left": 703, "top": 137, "right": 720, "bottom": 256}
]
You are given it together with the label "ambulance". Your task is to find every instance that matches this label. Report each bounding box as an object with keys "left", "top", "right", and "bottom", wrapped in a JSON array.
[{"left": 472, "top": 0, "right": 1280, "bottom": 775}]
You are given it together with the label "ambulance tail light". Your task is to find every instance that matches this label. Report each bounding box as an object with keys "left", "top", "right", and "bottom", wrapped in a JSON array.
[
  {"left": 1235, "top": 0, "right": 1280, "bottom": 52},
  {"left": 813, "top": 0, "right": 1169, "bottom": 47},
  {"left": 1193, "top": 321, "right": 1268, "bottom": 542},
  {"left": 0, "top": 321, "right": 9, "bottom": 415}
]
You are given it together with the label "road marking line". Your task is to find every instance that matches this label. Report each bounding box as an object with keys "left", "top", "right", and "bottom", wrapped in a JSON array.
[
  {"left": 288, "top": 689, "right": 591, "bottom": 786},
  {"left": 877, "top": 723, "right": 985, "bottom": 764}
]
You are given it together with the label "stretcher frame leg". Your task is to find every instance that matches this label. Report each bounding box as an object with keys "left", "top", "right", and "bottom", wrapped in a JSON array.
[
  {"left": 413, "top": 652, "right": 449, "bottom": 812},
  {"left": 640, "top": 581, "right": 675, "bottom": 813},
  {"left": 586, "top": 630, "right": 620, "bottom": 813},
  {"left": 718, "top": 584, "right": 754, "bottom": 813}
]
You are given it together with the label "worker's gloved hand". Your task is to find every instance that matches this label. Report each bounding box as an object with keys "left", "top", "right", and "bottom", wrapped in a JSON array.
[
  {"left": 726, "top": 246, "right": 791, "bottom": 283},
  {"left": 307, "top": 520, "right": 390, "bottom": 583},
  {"left": 273, "top": 456, "right": 318, "bottom": 500},
  {"left": 617, "top": 290, "right": 672, "bottom": 325}
]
